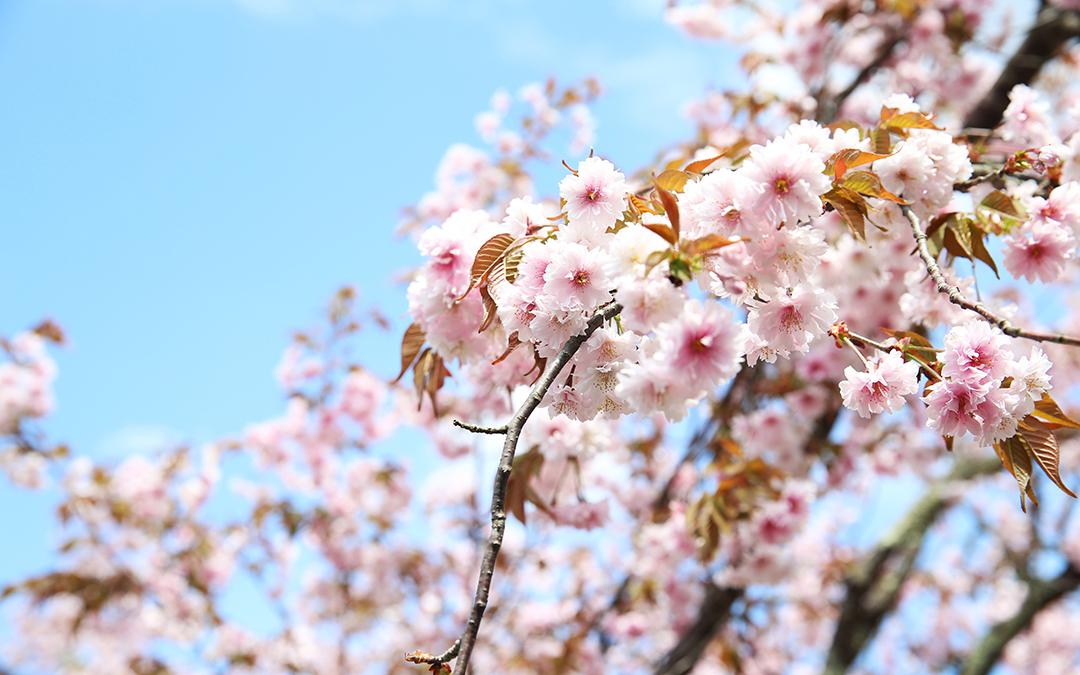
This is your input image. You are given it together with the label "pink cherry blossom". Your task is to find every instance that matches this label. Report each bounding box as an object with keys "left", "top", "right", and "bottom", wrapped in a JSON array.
[
  {"left": 839, "top": 350, "right": 921, "bottom": 418},
  {"left": 558, "top": 156, "right": 629, "bottom": 234}
]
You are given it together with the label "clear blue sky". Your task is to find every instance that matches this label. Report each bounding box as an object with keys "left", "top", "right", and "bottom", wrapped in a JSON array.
[{"left": 0, "top": 0, "right": 733, "bottom": 588}]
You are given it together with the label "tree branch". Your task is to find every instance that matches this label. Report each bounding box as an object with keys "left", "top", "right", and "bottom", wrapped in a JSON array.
[
  {"left": 653, "top": 581, "right": 742, "bottom": 675},
  {"left": 963, "top": 6, "right": 1080, "bottom": 131},
  {"left": 961, "top": 563, "right": 1080, "bottom": 675},
  {"left": 823, "top": 457, "right": 1000, "bottom": 674},
  {"left": 443, "top": 302, "right": 623, "bottom": 675},
  {"left": 904, "top": 206, "right": 1080, "bottom": 348},
  {"left": 452, "top": 419, "right": 509, "bottom": 435},
  {"left": 816, "top": 30, "right": 904, "bottom": 125}
]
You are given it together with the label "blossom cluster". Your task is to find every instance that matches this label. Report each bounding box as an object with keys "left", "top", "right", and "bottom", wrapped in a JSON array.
[{"left": 924, "top": 322, "right": 1053, "bottom": 446}]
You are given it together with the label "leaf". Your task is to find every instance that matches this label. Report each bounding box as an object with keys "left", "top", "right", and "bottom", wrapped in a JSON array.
[
  {"left": 1018, "top": 416, "right": 1077, "bottom": 498},
  {"left": 822, "top": 187, "right": 869, "bottom": 240},
  {"left": 654, "top": 184, "right": 681, "bottom": 240},
  {"left": 943, "top": 216, "right": 973, "bottom": 260},
  {"left": 458, "top": 233, "right": 515, "bottom": 300},
  {"left": 880, "top": 108, "right": 943, "bottom": 131},
  {"left": 994, "top": 436, "right": 1036, "bottom": 512},
  {"left": 881, "top": 328, "right": 935, "bottom": 352},
  {"left": 685, "top": 154, "right": 724, "bottom": 173},
  {"left": 655, "top": 169, "right": 690, "bottom": 192},
  {"left": 644, "top": 249, "right": 673, "bottom": 276},
  {"left": 642, "top": 221, "right": 677, "bottom": 246},
  {"left": 506, "top": 450, "right": 545, "bottom": 524},
  {"left": 1033, "top": 393, "right": 1080, "bottom": 430},
  {"left": 839, "top": 170, "right": 907, "bottom": 203},
  {"left": 870, "top": 128, "right": 892, "bottom": 155},
  {"left": 826, "top": 149, "right": 892, "bottom": 179},
  {"left": 412, "top": 348, "right": 435, "bottom": 411},
  {"left": 504, "top": 247, "right": 525, "bottom": 284},
  {"left": 980, "top": 191, "right": 1021, "bottom": 216},
  {"left": 492, "top": 332, "right": 522, "bottom": 365},
  {"left": 393, "top": 323, "right": 426, "bottom": 383},
  {"left": 477, "top": 285, "right": 499, "bottom": 333},
  {"left": 968, "top": 224, "right": 1000, "bottom": 278},
  {"left": 682, "top": 234, "right": 744, "bottom": 257}
]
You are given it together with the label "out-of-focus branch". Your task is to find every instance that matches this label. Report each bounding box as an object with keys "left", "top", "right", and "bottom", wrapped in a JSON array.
[
  {"left": 594, "top": 366, "right": 756, "bottom": 655},
  {"left": 960, "top": 563, "right": 1080, "bottom": 675},
  {"left": 823, "top": 457, "right": 1000, "bottom": 674},
  {"left": 436, "top": 302, "right": 623, "bottom": 675},
  {"left": 653, "top": 582, "right": 743, "bottom": 675},
  {"left": 963, "top": 6, "right": 1080, "bottom": 131},
  {"left": 816, "top": 30, "right": 904, "bottom": 125},
  {"left": 905, "top": 206, "right": 1080, "bottom": 348}
]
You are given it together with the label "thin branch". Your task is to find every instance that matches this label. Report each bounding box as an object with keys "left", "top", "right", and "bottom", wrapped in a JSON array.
[
  {"left": 904, "top": 206, "right": 1080, "bottom": 348},
  {"left": 823, "top": 457, "right": 1001, "bottom": 675},
  {"left": 405, "top": 640, "right": 460, "bottom": 671},
  {"left": 963, "top": 6, "right": 1080, "bottom": 131},
  {"left": 960, "top": 564, "right": 1080, "bottom": 675},
  {"left": 445, "top": 302, "right": 623, "bottom": 675},
  {"left": 452, "top": 419, "right": 509, "bottom": 435},
  {"left": 816, "top": 30, "right": 904, "bottom": 125}
]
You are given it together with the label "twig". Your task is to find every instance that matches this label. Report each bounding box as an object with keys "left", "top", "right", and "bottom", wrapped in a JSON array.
[
  {"left": 405, "top": 640, "right": 461, "bottom": 671},
  {"left": 440, "top": 302, "right": 623, "bottom": 675},
  {"left": 904, "top": 206, "right": 1080, "bottom": 348},
  {"left": 452, "top": 419, "right": 509, "bottom": 435}
]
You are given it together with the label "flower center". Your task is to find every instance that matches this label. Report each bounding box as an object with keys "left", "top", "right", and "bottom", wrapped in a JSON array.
[
  {"left": 573, "top": 270, "right": 590, "bottom": 286},
  {"left": 774, "top": 176, "right": 790, "bottom": 194},
  {"left": 585, "top": 185, "right": 603, "bottom": 202}
]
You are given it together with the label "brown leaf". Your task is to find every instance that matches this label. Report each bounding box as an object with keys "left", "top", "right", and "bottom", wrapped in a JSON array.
[
  {"left": 492, "top": 332, "right": 522, "bottom": 365},
  {"left": 682, "top": 234, "right": 744, "bottom": 257},
  {"left": 839, "top": 170, "right": 907, "bottom": 203},
  {"left": 655, "top": 169, "right": 690, "bottom": 192},
  {"left": 826, "top": 149, "right": 892, "bottom": 179},
  {"left": 822, "top": 188, "right": 868, "bottom": 240},
  {"left": 654, "top": 184, "right": 681, "bottom": 240},
  {"left": 641, "top": 222, "right": 677, "bottom": 246},
  {"left": 870, "top": 128, "right": 891, "bottom": 155},
  {"left": 881, "top": 328, "right": 935, "bottom": 352},
  {"left": 393, "top": 323, "right": 426, "bottom": 383},
  {"left": 979, "top": 190, "right": 1023, "bottom": 220},
  {"left": 477, "top": 285, "right": 499, "bottom": 333},
  {"left": 880, "top": 108, "right": 943, "bottom": 131},
  {"left": 1033, "top": 393, "right": 1080, "bottom": 430},
  {"left": 996, "top": 436, "right": 1036, "bottom": 512},
  {"left": 685, "top": 154, "right": 724, "bottom": 174},
  {"left": 968, "top": 224, "right": 1000, "bottom": 278},
  {"left": 458, "top": 233, "right": 516, "bottom": 301},
  {"left": 1019, "top": 416, "right": 1077, "bottom": 498}
]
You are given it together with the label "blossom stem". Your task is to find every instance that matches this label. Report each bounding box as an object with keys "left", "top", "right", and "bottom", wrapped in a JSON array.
[{"left": 904, "top": 206, "right": 1080, "bottom": 348}]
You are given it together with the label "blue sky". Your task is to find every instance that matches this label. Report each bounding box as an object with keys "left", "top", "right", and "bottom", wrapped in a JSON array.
[{"left": 0, "top": 0, "right": 734, "bottom": 588}]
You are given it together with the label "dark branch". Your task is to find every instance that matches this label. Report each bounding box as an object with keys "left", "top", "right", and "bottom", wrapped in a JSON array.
[
  {"left": 817, "top": 30, "right": 904, "bottom": 125},
  {"left": 961, "top": 563, "right": 1080, "bottom": 675},
  {"left": 653, "top": 582, "right": 742, "bottom": 675},
  {"left": 963, "top": 6, "right": 1080, "bottom": 131},
  {"left": 446, "top": 302, "right": 623, "bottom": 675},
  {"left": 823, "top": 457, "right": 1000, "bottom": 674},
  {"left": 905, "top": 206, "right": 1080, "bottom": 348}
]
